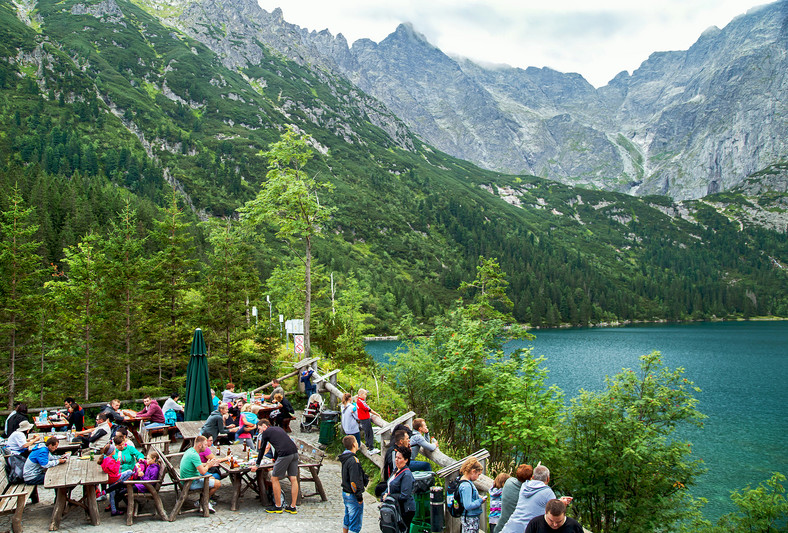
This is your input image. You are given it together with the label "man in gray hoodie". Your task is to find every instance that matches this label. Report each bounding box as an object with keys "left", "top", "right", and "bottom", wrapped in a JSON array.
[{"left": 500, "top": 465, "right": 556, "bottom": 533}]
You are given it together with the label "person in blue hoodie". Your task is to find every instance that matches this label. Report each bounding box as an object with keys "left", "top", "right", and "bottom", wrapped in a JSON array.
[
  {"left": 501, "top": 465, "right": 557, "bottom": 533},
  {"left": 23, "top": 436, "right": 66, "bottom": 485},
  {"left": 456, "top": 457, "right": 488, "bottom": 533}
]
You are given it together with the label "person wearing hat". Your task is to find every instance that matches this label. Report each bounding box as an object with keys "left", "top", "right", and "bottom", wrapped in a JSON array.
[
  {"left": 23, "top": 436, "right": 66, "bottom": 485},
  {"left": 6, "top": 421, "right": 41, "bottom": 458}
]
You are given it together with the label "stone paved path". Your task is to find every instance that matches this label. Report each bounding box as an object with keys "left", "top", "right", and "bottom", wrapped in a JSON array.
[{"left": 2, "top": 413, "right": 382, "bottom": 533}]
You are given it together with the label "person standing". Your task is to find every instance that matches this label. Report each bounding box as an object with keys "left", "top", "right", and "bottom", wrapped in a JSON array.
[
  {"left": 456, "top": 457, "right": 488, "bottom": 533},
  {"left": 383, "top": 449, "right": 415, "bottom": 530},
  {"left": 501, "top": 465, "right": 571, "bottom": 533},
  {"left": 524, "top": 499, "right": 583, "bottom": 533},
  {"left": 339, "top": 435, "right": 369, "bottom": 533},
  {"left": 356, "top": 389, "right": 380, "bottom": 454},
  {"left": 300, "top": 368, "right": 316, "bottom": 398},
  {"left": 251, "top": 419, "right": 299, "bottom": 514},
  {"left": 341, "top": 393, "right": 361, "bottom": 448},
  {"left": 495, "top": 464, "right": 533, "bottom": 533}
]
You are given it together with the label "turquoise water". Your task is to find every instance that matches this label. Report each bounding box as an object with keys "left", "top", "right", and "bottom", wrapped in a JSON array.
[{"left": 366, "top": 321, "right": 788, "bottom": 520}]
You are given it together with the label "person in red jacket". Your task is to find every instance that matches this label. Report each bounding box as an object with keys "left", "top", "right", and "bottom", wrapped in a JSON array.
[{"left": 355, "top": 389, "right": 380, "bottom": 454}]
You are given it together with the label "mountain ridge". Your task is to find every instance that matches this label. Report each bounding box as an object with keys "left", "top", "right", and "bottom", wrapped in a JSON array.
[{"left": 180, "top": 0, "right": 788, "bottom": 201}]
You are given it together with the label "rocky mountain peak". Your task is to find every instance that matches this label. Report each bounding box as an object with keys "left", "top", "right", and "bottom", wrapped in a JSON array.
[{"left": 152, "top": 0, "right": 786, "bottom": 200}]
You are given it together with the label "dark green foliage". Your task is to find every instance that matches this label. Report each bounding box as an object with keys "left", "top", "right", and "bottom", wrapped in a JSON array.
[{"left": 0, "top": 0, "right": 785, "bottom": 408}]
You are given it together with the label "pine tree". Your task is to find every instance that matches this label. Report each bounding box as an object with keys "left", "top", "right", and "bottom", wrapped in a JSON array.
[
  {"left": 202, "top": 218, "right": 259, "bottom": 382},
  {"left": 147, "top": 192, "right": 196, "bottom": 387},
  {"left": 240, "top": 126, "right": 335, "bottom": 357},
  {"left": 0, "top": 185, "right": 44, "bottom": 408},
  {"left": 46, "top": 232, "right": 105, "bottom": 401},
  {"left": 102, "top": 199, "right": 147, "bottom": 391}
]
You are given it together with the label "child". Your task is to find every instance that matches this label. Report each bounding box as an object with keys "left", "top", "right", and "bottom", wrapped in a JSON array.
[
  {"left": 237, "top": 405, "right": 258, "bottom": 451},
  {"left": 489, "top": 472, "right": 509, "bottom": 528},
  {"left": 96, "top": 443, "right": 125, "bottom": 516},
  {"left": 132, "top": 450, "right": 163, "bottom": 493}
]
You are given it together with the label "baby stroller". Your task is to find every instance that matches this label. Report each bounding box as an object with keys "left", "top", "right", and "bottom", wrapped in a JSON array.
[{"left": 300, "top": 393, "right": 324, "bottom": 433}]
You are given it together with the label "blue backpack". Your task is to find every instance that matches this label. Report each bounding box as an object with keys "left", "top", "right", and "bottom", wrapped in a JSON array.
[
  {"left": 242, "top": 412, "right": 258, "bottom": 426},
  {"left": 164, "top": 409, "right": 177, "bottom": 425}
]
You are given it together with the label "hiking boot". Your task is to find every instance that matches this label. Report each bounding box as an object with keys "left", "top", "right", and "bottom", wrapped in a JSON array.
[
  {"left": 266, "top": 504, "right": 283, "bottom": 513},
  {"left": 284, "top": 504, "right": 297, "bottom": 514}
]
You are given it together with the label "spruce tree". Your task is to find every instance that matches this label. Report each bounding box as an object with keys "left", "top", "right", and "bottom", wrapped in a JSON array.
[{"left": 0, "top": 185, "right": 44, "bottom": 408}]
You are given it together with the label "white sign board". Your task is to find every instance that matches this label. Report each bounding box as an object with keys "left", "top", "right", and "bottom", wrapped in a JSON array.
[
  {"left": 294, "top": 335, "right": 304, "bottom": 354},
  {"left": 285, "top": 319, "right": 304, "bottom": 334}
]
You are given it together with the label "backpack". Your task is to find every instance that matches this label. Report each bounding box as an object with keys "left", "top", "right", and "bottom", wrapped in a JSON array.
[
  {"left": 164, "top": 409, "right": 177, "bottom": 425},
  {"left": 5, "top": 454, "right": 26, "bottom": 484},
  {"left": 446, "top": 473, "right": 469, "bottom": 518},
  {"left": 242, "top": 412, "right": 258, "bottom": 426},
  {"left": 379, "top": 495, "right": 405, "bottom": 533}
]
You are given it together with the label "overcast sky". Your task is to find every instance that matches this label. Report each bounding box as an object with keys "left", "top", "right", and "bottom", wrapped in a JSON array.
[{"left": 256, "top": 0, "right": 765, "bottom": 87}]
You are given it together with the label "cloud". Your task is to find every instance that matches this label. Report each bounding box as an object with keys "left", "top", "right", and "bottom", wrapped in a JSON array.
[{"left": 257, "top": 0, "right": 761, "bottom": 87}]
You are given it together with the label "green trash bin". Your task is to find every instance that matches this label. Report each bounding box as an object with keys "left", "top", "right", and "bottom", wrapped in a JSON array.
[{"left": 318, "top": 410, "right": 339, "bottom": 446}]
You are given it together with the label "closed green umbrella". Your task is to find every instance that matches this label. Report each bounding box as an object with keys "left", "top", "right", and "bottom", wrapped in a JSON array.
[{"left": 185, "top": 328, "right": 211, "bottom": 421}]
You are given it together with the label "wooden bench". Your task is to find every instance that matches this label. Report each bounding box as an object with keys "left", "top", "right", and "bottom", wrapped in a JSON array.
[
  {"left": 123, "top": 460, "right": 169, "bottom": 525},
  {"left": 138, "top": 423, "right": 174, "bottom": 455},
  {"left": 161, "top": 452, "right": 211, "bottom": 521},
  {"left": 0, "top": 461, "right": 36, "bottom": 533},
  {"left": 291, "top": 437, "right": 327, "bottom": 504}
]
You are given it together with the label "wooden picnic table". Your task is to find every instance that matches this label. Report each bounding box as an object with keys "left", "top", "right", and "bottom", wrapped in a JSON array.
[
  {"left": 34, "top": 419, "right": 69, "bottom": 432},
  {"left": 218, "top": 459, "right": 274, "bottom": 510},
  {"left": 175, "top": 421, "right": 204, "bottom": 451},
  {"left": 119, "top": 415, "right": 147, "bottom": 444},
  {"left": 44, "top": 456, "right": 108, "bottom": 531}
]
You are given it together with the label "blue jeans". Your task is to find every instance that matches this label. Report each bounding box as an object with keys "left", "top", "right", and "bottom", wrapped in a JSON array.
[
  {"left": 25, "top": 472, "right": 46, "bottom": 485},
  {"left": 190, "top": 477, "right": 216, "bottom": 490},
  {"left": 342, "top": 491, "right": 363, "bottom": 533},
  {"left": 110, "top": 470, "right": 133, "bottom": 513},
  {"left": 144, "top": 422, "right": 166, "bottom": 429},
  {"left": 410, "top": 460, "right": 431, "bottom": 472}
]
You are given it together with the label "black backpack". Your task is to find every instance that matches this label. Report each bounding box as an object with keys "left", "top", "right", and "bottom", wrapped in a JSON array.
[
  {"left": 446, "top": 473, "right": 469, "bottom": 518},
  {"left": 5, "top": 454, "right": 26, "bottom": 484},
  {"left": 379, "top": 495, "right": 405, "bottom": 533}
]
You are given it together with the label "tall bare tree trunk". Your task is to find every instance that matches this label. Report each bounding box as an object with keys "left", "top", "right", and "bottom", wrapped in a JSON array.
[{"left": 304, "top": 236, "right": 311, "bottom": 357}]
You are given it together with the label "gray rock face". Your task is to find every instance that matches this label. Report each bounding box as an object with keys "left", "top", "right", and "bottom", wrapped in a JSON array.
[{"left": 154, "top": 0, "right": 787, "bottom": 199}]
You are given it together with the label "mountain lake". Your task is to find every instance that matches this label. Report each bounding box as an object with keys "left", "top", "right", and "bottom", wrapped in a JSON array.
[{"left": 365, "top": 320, "right": 788, "bottom": 520}]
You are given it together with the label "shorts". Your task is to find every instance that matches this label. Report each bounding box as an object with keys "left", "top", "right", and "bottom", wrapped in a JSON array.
[
  {"left": 190, "top": 476, "right": 217, "bottom": 490},
  {"left": 342, "top": 491, "right": 363, "bottom": 533},
  {"left": 271, "top": 452, "right": 299, "bottom": 478}
]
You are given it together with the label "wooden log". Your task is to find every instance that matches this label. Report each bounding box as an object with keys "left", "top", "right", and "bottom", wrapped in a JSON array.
[{"left": 251, "top": 369, "right": 300, "bottom": 394}]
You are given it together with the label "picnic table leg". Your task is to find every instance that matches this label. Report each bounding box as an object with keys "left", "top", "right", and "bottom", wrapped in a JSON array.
[
  {"left": 295, "top": 469, "right": 302, "bottom": 506},
  {"left": 49, "top": 488, "right": 68, "bottom": 531},
  {"left": 310, "top": 465, "right": 328, "bottom": 501},
  {"left": 84, "top": 483, "right": 101, "bottom": 526},
  {"left": 256, "top": 470, "right": 271, "bottom": 506},
  {"left": 230, "top": 473, "right": 241, "bottom": 511}
]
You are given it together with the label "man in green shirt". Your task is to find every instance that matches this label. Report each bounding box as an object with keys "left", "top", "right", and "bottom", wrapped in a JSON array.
[{"left": 180, "top": 435, "right": 221, "bottom": 512}]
